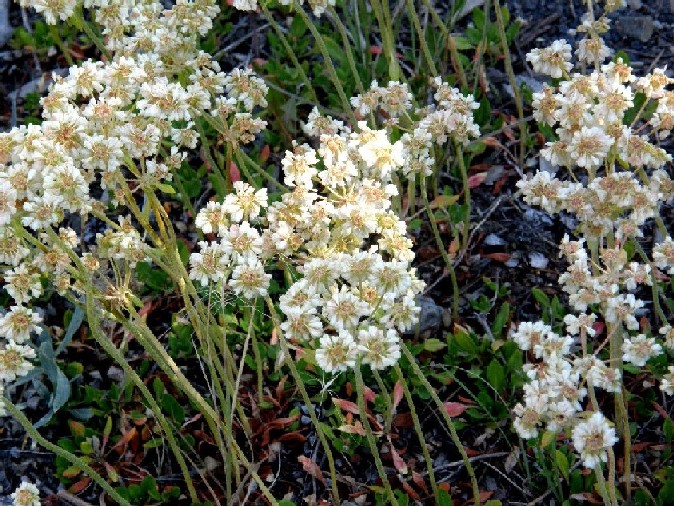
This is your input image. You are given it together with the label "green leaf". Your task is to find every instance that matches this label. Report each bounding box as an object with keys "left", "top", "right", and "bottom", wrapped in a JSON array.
[
  {"left": 452, "top": 36, "right": 474, "bottom": 51},
  {"left": 664, "top": 418, "right": 674, "bottom": 442},
  {"left": 491, "top": 302, "right": 510, "bottom": 338},
  {"left": 161, "top": 394, "right": 185, "bottom": 422},
  {"left": 424, "top": 338, "right": 447, "bottom": 352},
  {"left": 614, "top": 50, "right": 630, "bottom": 65},
  {"left": 56, "top": 307, "right": 83, "bottom": 355},
  {"left": 531, "top": 288, "right": 550, "bottom": 309},
  {"left": 156, "top": 182, "right": 176, "bottom": 194},
  {"left": 438, "top": 488, "right": 454, "bottom": 506},
  {"left": 541, "top": 430, "right": 556, "bottom": 447},
  {"left": 486, "top": 359, "right": 505, "bottom": 391},
  {"left": 80, "top": 440, "right": 94, "bottom": 455},
  {"left": 452, "top": 328, "right": 478, "bottom": 354},
  {"left": 556, "top": 449, "right": 569, "bottom": 480},
  {"left": 472, "top": 7, "right": 486, "bottom": 29},
  {"left": 103, "top": 416, "right": 113, "bottom": 440}
]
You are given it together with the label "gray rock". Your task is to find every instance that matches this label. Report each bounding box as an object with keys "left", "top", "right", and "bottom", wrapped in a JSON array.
[
  {"left": 617, "top": 16, "right": 654, "bottom": 42},
  {"left": 405, "top": 295, "right": 443, "bottom": 335}
]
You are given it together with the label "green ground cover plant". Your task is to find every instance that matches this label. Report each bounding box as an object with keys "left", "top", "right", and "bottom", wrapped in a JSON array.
[{"left": 1, "top": 0, "right": 674, "bottom": 504}]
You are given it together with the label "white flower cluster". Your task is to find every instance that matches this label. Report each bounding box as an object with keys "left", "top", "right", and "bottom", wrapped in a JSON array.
[
  {"left": 512, "top": 238, "right": 667, "bottom": 455},
  {"left": 191, "top": 120, "right": 427, "bottom": 372},
  {"left": 11, "top": 482, "right": 40, "bottom": 506},
  {"left": 349, "top": 78, "right": 480, "bottom": 179},
  {"left": 351, "top": 80, "right": 414, "bottom": 118},
  {"left": 1, "top": 0, "right": 266, "bottom": 405},
  {"left": 233, "top": 0, "right": 335, "bottom": 17},
  {"left": 514, "top": 1, "right": 674, "bottom": 469}
]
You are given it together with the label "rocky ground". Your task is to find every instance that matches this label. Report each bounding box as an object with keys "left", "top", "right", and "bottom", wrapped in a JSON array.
[{"left": 1, "top": 0, "right": 674, "bottom": 504}]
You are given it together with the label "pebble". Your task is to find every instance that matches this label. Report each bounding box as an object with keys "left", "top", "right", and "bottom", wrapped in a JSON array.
[
  {"left": 405, "top": 295, "right": 442, "bottom": 335},
  {"left": 616, "top": 16, "right": 654, "bottom": 43}
]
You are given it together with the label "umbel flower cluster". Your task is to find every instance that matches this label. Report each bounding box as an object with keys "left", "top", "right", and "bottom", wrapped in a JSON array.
[
  {"left": 232, "top": 0, "right": 335, "bottom": 17},
  {"left": 349, "top": 77, "right": 480, "bottom": 179},
  {"left": 515, "top": 0, "right": 674, "bottom": 469},
  {"left": 0, "top": 0, "right": 268, "bottom": 410},
  {"left": 191, "top": 121, "right": 425, "bottom": 371}
]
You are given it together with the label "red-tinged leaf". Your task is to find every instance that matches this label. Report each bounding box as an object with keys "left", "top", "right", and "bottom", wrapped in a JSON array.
[
  {"left": 468, "top": 172, "right": 488, "bottom": 189},
  {"left": 112, "top": 427, "right": 138, "bottom": 453},
  {"left": 68, "top": 420, "right": 86, "bottom": 438},
  {"left": 592, "top": 321, "right": 605, "bottom": 336},
  {"left": 389, "top": 442, "right": 408, "bottom": 474},
  {"left": 458, "top": 396, "right": 475, "bottom": 405},
  {"left": 652, "top": 402, "right": 670, "bottom": 420},
  {"left": 261, "top": 414, "right": 300, "bottom": 431},
  {"left": 465, "top": 447, "right": 480, "bottom": 457},
  {"left": 483, "top": 252, "right": 511, "bottom": 263},
  {"left": 259, "top": 145, "right": 271, "bottom": 163},
  {"left": 439, "top": 482, "right": 451, "bottom": 492},
  {"left": 69, "top": 477, "right": 91, "bottom": 494},
  {"left": 448, "top": 238, "right": 460, "bottom": 255},
  {"left": 333, "top": 398, "right": 359, "bottom": 415},
  {"left": 275, "top": 375, "right": 287, "bottom": 402},
  {"left": 493, "top": 170, "right": 511, "bottom": 195},
  {"left": 392, "top": 381, "right": 404, "bottom": 412},
  {"left": 229, "top": 162, "right": 241, "bottom": 183},
  {"left": 479, "top": 491, "right": 494, "bottom": 502},
  {"left": 483, "top": 137, "right": 501, "bottom": 148},
  {"left": 393, "top": 412, "right": 413, "bottom": 428},
  {"left": 470, "top": 163, "right": 492, "bottom": 172},
  {"left": 138, "top": 299, "right": 155, "bottom": 317},
  {"left": 276, "top": 432, "right": 306, "bottom": 443},
  {"left": 364, "top": 386, "right": 376, "bottom": 403},
  {"left": 639, "top": 315, "right": 651, "bottom": 332},
  {"left": 430, "top": 194, "right": 460, "bottom": 209},
  {"left": 298, "top": 456, "right": 327, "bottom": 486},
  {"left": 401, "top": 481, "right": 421, "bottom": 502},
  {"left": 346, "top": 382, "right": 353, "bottom": 397},
  {"left": 369, "top": 46, "right": 383, "bottom": 55},
  {"left": 412, "top": 471, "right": 428, "bottom": 493},
  {"left": 338, "top": 422, "right": 366, "bottom": 436},
  {"left": 631, "top": 442, "right": 650, "bottom": 452},
  {"left": 61, "top": 466, "right": 81, "bottom": 479},
  {"left": 444, "top": 402, "right": 468, "bottom": 417}
]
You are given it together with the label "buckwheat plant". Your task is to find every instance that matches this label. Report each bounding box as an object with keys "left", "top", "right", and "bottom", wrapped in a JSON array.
[
  {"left": 515, "top": 0, "right": 674, "bottom": 503},
  {"left": 0, "top": 0, "right": 279, "bottom": 502}
]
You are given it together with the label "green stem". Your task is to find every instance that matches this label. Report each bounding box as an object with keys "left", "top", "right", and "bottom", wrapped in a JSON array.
[
  {"left": 394, "top": 364, "right": 440, "bottom": 500},
  {"left": 594, "top": 465, "right": 613, "bottom": 506},
  {"left": 455, "top": 143, "right": 471, "bottom": 254},
  {"left": 354, "top": 362, "right": 399, "bottom": 506},
  {"left": 5, "top": 400, "right": 133, "bottom": 506},
  {"left": 264, "top": 296, "right": 341, "bottom": 504},
  {"left": 50, "top": 24, "right": 75, "bottom": 66},
  {"left": 71, "top": 10, "right": 111, "bottom": 60},
  {"left": 295, "top": 6, "right": 358, "bottom": 125},
  {"left": 372, "top": 369, "right": 393, "bottom": 433},
  {"left": 406, "top": 0, "right": 438, "bottom": 76},
  {"left": 493, "top": 0, "right": 526, "bottom": 167},
  {"left": 235, "top": 149, "right": 287, "bottom": 190},
  {"left": 401, "top": 344, "right": 481, "bottom": 505},
  {"left": 83, "top": 291, "right": 201, "bottom": 502},
  {"left": 261, "top": 3, "right": 319, "bottom": 103},
  {"left": 420, "top": 175, "right": 460, "bottom": 321},
  {"left": 328, "top": 6, "right": 364, "bottom": 94},
  {"left": 370, "top": 0, "right": 401, "bottom": 81}
]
